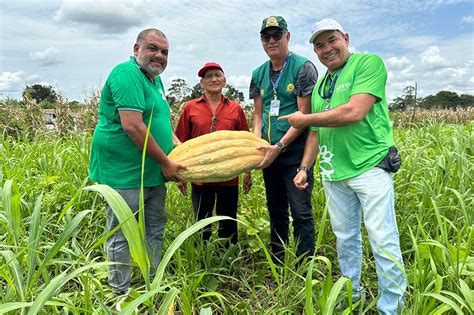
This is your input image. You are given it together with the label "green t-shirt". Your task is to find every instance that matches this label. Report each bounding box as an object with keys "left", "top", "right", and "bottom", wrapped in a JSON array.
[
  {"left": 89, "top": 57, "right": 174, "bottom": 188},
  {"left": 310, "top": 54, "right": 394, "bottom": 181}
]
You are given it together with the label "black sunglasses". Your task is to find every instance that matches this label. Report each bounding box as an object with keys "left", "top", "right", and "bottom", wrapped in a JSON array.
[{"left": 261, "top": 31, "right": 285, "bottom": 43}]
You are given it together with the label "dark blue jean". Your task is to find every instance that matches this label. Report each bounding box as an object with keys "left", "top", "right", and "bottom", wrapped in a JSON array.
[{"left": 262, "top": 160, "right": 315, "bottom": 258}]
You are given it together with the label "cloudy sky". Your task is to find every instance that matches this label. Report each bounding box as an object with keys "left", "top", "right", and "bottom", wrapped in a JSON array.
[{"left": 1, "top": 0, "right": 473, "bottom": 104}]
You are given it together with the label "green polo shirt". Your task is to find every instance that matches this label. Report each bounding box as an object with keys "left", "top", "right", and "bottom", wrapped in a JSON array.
[
  {"left": 311, "top": 54, "right": 394, "bottom": 181},
  {"left": 89, "top": 57, "right": 173, "bottom": 188}
]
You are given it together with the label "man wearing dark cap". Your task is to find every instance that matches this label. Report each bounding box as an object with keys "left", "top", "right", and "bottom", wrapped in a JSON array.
[
  {"left": 249, "top": 16, "right": 318, "bottom": 262},
  {"left": 175, "top": 62, "right": 251, "bottom": 244},
  {"left": 280, "top": 18, "right": 406, "bottom": 314}
]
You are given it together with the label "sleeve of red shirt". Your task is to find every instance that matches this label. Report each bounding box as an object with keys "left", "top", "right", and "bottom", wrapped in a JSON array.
[
  {"left": 237, "top": 103, "right": 250, "bottom": 131},
  {"left": 174, "top": 103, "right": 192, "bottom": 142}
]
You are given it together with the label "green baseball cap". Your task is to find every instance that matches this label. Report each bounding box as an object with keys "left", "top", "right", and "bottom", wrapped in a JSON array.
[{"left": 260, "top": 16, "right": 288, "bottom": 34}]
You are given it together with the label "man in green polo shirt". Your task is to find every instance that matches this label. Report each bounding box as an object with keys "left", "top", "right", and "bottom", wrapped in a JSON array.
[
  {"left": 89, "top": 28, "right": 186, "bottom": 297},
  {"left": 250, "top": 16, "right": 318, "bottom": 263},
  {"left": 280, "top": 19, "right": 406, "bottom": 314}
]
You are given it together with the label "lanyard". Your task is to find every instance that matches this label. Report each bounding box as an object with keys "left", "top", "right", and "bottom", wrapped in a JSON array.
[
  {"left": 318, "top": 54, "right": 351, "bottom": 101},
  {"left": 270, "top": 53, "right": 291, "bottom": 99}
]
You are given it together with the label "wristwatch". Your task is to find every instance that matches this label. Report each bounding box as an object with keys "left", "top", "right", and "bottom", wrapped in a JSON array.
[
  {"left": 297, "top": 165, "right": 308, "bottom": 173},
  {"left": 275, "top": 141, "right": 287, "bottom": 152}
]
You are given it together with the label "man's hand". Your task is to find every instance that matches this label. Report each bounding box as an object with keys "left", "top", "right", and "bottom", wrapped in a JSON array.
[
  {"left": 294, "top": 169, "right": 309, "bottom": 190},
  {"left": 256, "top": 144, "right": 280, "bottom": 169},
  {"left": 243, "top": 172, "right": 252, "bottom": 194},
  {"left": 177, "top": 182, "right": 188, "bottom": 196},
  {"left": 161, "top": 159, "right": 187, "bottom": 182},
  {"left": 278, "top": 111, "right": 308, "bottom": 129}
]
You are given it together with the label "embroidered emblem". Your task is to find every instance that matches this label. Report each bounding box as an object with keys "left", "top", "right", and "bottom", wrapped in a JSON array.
[
  {"left": 266, "top": 16, "right": 278, "bottom": 27},
  {"left": 286, "top": 83, "right": 295, "bottom": 93}
]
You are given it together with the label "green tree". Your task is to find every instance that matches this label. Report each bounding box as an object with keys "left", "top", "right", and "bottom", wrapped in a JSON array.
[
  {"left": 434, "top": 91, "right": 460, "bottom": 109},
  {"left": 167, "top": 78, "right": 191, "bottom": 105},
  {"left": 390, "top": 85, "right": 417, "bottom": 111},
  {"left": 189, "top": 83, "right": 204, "bottom": 100},
  {"left": 22, "top": 84, "right": 59, "bottom": 107},
  {"left": 223, "top": 84, "right": 245, "bottom": 103},
  {"left": 459, "top": 94, "right": 474, "bottom": 108}
]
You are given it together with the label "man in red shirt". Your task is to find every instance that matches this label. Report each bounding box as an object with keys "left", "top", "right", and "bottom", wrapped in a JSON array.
[{"left": 175, "top": 62, "right": 252, "bottom": 244}]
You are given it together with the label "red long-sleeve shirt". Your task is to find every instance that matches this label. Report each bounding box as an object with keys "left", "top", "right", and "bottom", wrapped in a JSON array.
[{"left": 175, "top": 95, "right": 249, "bottom": 186}]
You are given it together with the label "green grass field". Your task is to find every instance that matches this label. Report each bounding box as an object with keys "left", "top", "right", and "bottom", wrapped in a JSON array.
[{"left": 0, "top": 121, "right": 472, "bottom": 314}]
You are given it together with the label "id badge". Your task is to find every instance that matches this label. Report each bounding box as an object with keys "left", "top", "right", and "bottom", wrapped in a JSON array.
[{"left": 270, "top": 99, "right": 280, "bottom": 116}]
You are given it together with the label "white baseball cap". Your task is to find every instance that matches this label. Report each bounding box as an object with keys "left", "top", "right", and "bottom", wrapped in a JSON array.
[{"left": 308, "top": 18, "right": 344, "bottom": 44}]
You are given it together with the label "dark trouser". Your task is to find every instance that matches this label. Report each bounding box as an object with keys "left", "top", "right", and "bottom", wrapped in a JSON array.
[
  {"left": 106, "top": 185, "right": 167, "bottom": 293},
  {"left": 263, "top": 162, "right": 315, "bottom": 258},
  {"left": 191, "top": 184, "right": 239, "bottom": 244}
]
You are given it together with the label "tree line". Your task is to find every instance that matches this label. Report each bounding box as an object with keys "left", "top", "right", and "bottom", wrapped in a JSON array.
[
  {"left": 390, "top": 86, "right": 473, "bottom": 111},
  {"left": 5, "top": 82, "right": 472, "bottom": 111}
]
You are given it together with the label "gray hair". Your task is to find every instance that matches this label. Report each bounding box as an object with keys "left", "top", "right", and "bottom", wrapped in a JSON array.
[{"left": 136, "top": 29, "right": 167, "bottom": 44}]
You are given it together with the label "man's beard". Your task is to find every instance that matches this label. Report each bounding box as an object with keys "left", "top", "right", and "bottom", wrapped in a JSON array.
[{"left": 137, "top": 57, "right": 166, "bottom": 77}]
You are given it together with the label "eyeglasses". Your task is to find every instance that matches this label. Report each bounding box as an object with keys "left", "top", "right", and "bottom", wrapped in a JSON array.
[
  {"left": 210, "top": 116, "right": 218, "bottom": 132},
  {"left": 260, "top": 31, "right": 285, "bottom": 43},
  {"left": 203, "top": 72, "right": 224, "bottom": 80}
]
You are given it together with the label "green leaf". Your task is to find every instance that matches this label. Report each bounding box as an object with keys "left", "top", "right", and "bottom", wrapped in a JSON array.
[
  {"left": 151, "top": 215, "right": 232, "bottom": 289},
  {"left": 322, "top": 277, "right": 350, "bottom": 315},
  {"left": 27, "top": 262, "right": 111, "bottom": 315},
  {"left": 84, "top": 185, "right": 150, "bottom": 284},
  {"left": 0, "top": 250, "right": 25, "bottom": 300},
  {"left": 30, "top": 210, "right": 93, "bottom": 286},
  {"left": 26, "top": 193, "right": 44, "bottom": 289}
]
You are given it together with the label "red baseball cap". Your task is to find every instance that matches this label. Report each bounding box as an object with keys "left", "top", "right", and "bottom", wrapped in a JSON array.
[{"left": 198, "top": 62, "right": 224, "bottom": 77}]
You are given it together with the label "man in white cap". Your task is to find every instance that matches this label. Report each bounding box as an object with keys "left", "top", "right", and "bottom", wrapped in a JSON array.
[{"left": 280, "top": 18, "right": 406, "bottom": 314}]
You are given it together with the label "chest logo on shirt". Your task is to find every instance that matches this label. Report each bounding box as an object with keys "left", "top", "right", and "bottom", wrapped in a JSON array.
[
  {"left": 286, "top": 83, "right": 295, "bottom": 93},
  {"left": 335, "top": 82, "right": 352, "bottom": 93},
  {"left": 260, "top": 88, "right": 265, "bottom": 97},
  {"left": 159, "top": 89, "right": 166, "bottom": 101}
]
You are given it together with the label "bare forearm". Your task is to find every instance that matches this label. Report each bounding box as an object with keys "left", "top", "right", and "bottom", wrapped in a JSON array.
[
  {"left": 304, "top": 94, "right": 376, "bottom": 128},
  {"left": 280, "top": 126, "right": 306, "bottom": 146},
  {"left": 253, "top": 114, "right": 262, "bottom": 137},
  {"left": 300, "top": 131, "right": 319, "bottom": 167}
]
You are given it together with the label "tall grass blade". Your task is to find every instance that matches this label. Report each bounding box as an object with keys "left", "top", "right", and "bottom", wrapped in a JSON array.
[
  {"left": 322, "top": 277, "right": 350, "bottom": 315},
  {"left": 0, "top": 250, "right": 25, "bottom": 300},
  {"left": 422, "top": 293, "right": 464, "bottom": 315},
  {"left": 84, "top": 184, "right": 150, "bottom": 285},
  {"left": 304, "top": 256, "right": 315, "bottom": 315},
  {"left": 26, "top": 193, "right": 43, "bottom": 288},
  {"left": 27, "top": 262, "right": 111, "bottom": 315},
  {"left": 1, "top": 180, "right": 21, "bottom": 246},
  {"left": 30, "top": 210, "right": 93, "bottom": 286},
  {"left": 151, "top": 216, "right": 231, "bottom": 289},
  {"left": 156, "top": 288, "right": 179, "bottom": 315}
]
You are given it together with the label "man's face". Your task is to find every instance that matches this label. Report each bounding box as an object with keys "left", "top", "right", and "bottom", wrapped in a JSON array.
[
  {"left": 260, "top": 27, "right": 290, "bottom": 59},
  {"left": 134, "top": 32, "right": 169, "bottom": 78},
  {"left": 313, "top": 30, "right": 350, "bottom": 73},
  {"left": 200, "top": 69, "right": 226, "bottom": 94}
]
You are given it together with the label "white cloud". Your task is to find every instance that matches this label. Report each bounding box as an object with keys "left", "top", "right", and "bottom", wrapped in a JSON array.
[
  {"left": 227, "top": 75, "right": 251, "bottom": 90},
  {"left": 420, "top": 46, "right": 450, "bottom": 69},
  {"left": 30, "top": 47, "right": 63, "bottom": 66},
  {"left": 462, "top": 16, "right": 474, "bottom": 24},
  {"left": 54, "top": 0, "right": 151, "bottom": 33},
  {"left": 0, "top": 71, "right": 41, "bottom": 92},
  {"left": 386, "top": 56, "right": 411, "bottom": 71}
]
